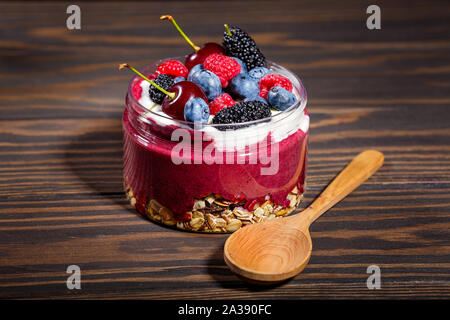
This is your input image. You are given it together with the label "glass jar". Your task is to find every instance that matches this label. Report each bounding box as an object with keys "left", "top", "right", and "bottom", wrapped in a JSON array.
[{"left": 122, "top": 57, "right": 309, "bottom": 233}]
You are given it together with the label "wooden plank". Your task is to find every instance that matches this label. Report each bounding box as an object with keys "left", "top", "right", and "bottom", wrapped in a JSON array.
[{"left": 0, "top": 0, "right": 449, "bottom": 299}]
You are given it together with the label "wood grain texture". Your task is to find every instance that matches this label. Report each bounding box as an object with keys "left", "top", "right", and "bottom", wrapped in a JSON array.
[
  {"left": 224, "top": 151, "right": 385, "bottom": 283},
  {"left": 0, "top": 0, "right": 449, "bottom": 299}
]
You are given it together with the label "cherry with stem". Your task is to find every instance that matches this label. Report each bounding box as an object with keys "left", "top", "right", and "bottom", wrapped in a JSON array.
[
  {"left": 119, "top": 63, "right": 175, "bottom": 99},
  {"left": 160, "top": 15, "right": 224, "bottom": 70},
  {"left": 224, "top": 24, "right": 232, "bottom": 36},
  {"left": 119, "top": 63, "right": 207, "bottom": 120}
]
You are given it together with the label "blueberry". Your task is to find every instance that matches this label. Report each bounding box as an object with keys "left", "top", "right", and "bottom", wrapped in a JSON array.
[
  {"left": 230, "top": 74, "right": 259, "bottom": 99},
  {"left": 248, "top": 67, "right": 271, "bottom": 82},
  {"left": 173, "top": 76, "right": 185, "bottom": 84},
  {"left": 188, "top": 68, "right": 221, "bottom": 101},
  {"left": 267, "top": 86, "right": 296, "bottom": 111},
  {"left": 244, "top": 96, "right": 268, "bottom": 105},
  {"left": 232, "top": 57, "right": 247, "bottom": 75},
  {"left": 187, "top": 64, "right": 204, "bottom": 80},
  {"left": 184, "top": 97, "right": 210, "bottom": 123}
]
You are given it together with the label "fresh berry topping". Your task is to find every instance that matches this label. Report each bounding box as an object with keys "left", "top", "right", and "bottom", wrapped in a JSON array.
[
  {"left": 259, "top": 74, "right": 293, "bottom": 99},
  {"left": 187, "top": 64, "right": 204, "bottom": 79},
  {"left": 187, "top": 64, "right": 222, "bottom": 101},
  {"left": 222, "top": 25, "right": 266, "bottom": 70},
  {"left": 184, "top": 97, "right": 210, "bottom": 123},
  {"left": 203, "top": 53, "right": 241, "bottom": 88},
  {"left": 185, "top": 43, "right": 225, "bottom": 70},
  {"left": 209, "top": 93, "right": 235, "bottom": 115},
  {"left": 162, "top": 81, "right": 208, "bottom": 120},
  {"left": 159, "top": 16, "right": 225, "bottom": 70},
  {"left": 248, "top": 67, "right": 271, "bottom": 82},
  {"left": 267, "top": 86, "right": 296, "bottom": 111},
  {"left": 132, "top": 79, "right": 144, "bottom": 100},
  {"left": 232, "top": 57, "right": 247, "bottom": 75},
  {"left": 156, "top": 60, "right": 188, "bottom": 78},
  {"left": 149, "top": 74, "right": 174, "bottom": 104},
  {"left": 173, "top": 76, "right": 186, "bottom": 83},
  {"left": 230, "top": 74, "right": 259, "bottom": 99},
  {"left": 132, "top": 73, "right": 158, "bottom": 100},
  {"left": 212, "top": 100, "right": 271, "bottom": 127},
  {"left": 121, "top": 63, "right": 213, "bottom": 122},
  {"left": 244, "top": 95, "right": 268, "bottom": 105}
]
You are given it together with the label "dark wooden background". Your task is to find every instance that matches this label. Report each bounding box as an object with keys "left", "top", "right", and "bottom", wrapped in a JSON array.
[{"left": 0, "top": 0, "right": 449, "bottom": 299}]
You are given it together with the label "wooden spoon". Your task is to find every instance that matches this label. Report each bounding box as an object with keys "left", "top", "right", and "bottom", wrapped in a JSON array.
[{"left": 224, "top": 150, "right": 384, "bottom": 284}]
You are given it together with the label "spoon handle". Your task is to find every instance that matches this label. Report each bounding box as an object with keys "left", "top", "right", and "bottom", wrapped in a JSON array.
[{"left": 298, "top": 150, "right": 384, "bottom": 225}]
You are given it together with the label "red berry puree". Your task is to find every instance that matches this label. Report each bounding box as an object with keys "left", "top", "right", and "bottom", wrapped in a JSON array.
[{"left": 122, "top": 60, "right": 309, "bottom": 233}]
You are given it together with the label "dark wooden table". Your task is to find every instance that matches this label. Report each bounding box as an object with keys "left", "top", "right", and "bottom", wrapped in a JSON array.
[{"left": 1, "top": 0, "right": 449, "bottom": 299}]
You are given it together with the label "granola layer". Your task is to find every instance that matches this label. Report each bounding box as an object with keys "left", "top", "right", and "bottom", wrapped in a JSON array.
[{"left": 125, "top": 182, "right": 304, "bottom": 233}]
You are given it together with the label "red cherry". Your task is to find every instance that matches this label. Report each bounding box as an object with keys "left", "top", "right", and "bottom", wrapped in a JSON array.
[
  {"left": 160, "top": 16, "right": 225, "bottom": 69},
  {"left": 120, "top": 63, "right": 207, "bottom": 121},
  {"left": 162, "top": 81, "right": 208, "bottom": 120},
  {"left": 185, "top": 42, "right": 225, "bottom": 70}
]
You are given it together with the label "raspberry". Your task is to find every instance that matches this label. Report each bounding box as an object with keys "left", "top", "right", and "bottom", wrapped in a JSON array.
[
  {"left": 203, "top": 53, "right": 241, "bottom": 88},
  {"left": 132, "top": 79, "right": 144, "bottom": 100},
  {"left": 259, "top": 74, "right": 293, "bottom": 99},
  {"left": 132, "top": 73, "right": 156, "bottom": 100},
  {"left": 155, "top": 60, "right": 188, "bottom": 78},
  {"left": 209, "top": 93, "right": 235, "bottom": 115}
]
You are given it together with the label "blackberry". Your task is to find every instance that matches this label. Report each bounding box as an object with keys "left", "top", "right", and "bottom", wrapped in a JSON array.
[
  {"left": 222, "top": 25, "right": 266, "bottom": 71},
  {"left": 212, "top": 100, "right": 271, "bottom": 129},
  {"left": 149, "top": 74, "right": 174, "bottom": 104}
]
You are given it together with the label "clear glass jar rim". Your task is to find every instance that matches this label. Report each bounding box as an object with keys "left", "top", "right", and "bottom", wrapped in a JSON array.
[{"left": 126, "top": 56, "right": 308, "bottom": 129}]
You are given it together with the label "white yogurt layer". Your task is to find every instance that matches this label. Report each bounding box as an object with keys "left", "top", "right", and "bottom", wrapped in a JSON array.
[{"left": 138, "top": 75, "right": 309, "bottom": 152}]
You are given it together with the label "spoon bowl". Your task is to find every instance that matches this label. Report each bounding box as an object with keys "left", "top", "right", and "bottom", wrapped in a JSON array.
[
  {"left": 224, "top": 150, "right": 384, "bottom": 284},
  {"left": 225, "top": 218, "right": 312, "bottom": 282}
]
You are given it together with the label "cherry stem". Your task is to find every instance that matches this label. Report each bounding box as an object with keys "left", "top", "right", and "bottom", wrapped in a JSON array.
[
  {"left": 160, "top": 15, "right": 201, "bottom": 52},
  {"left": 224, "top": 24, "right": 232, "bottom": 36},
  {"left": 119, "top": 63, "right": 175, "bottom": 99}
]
